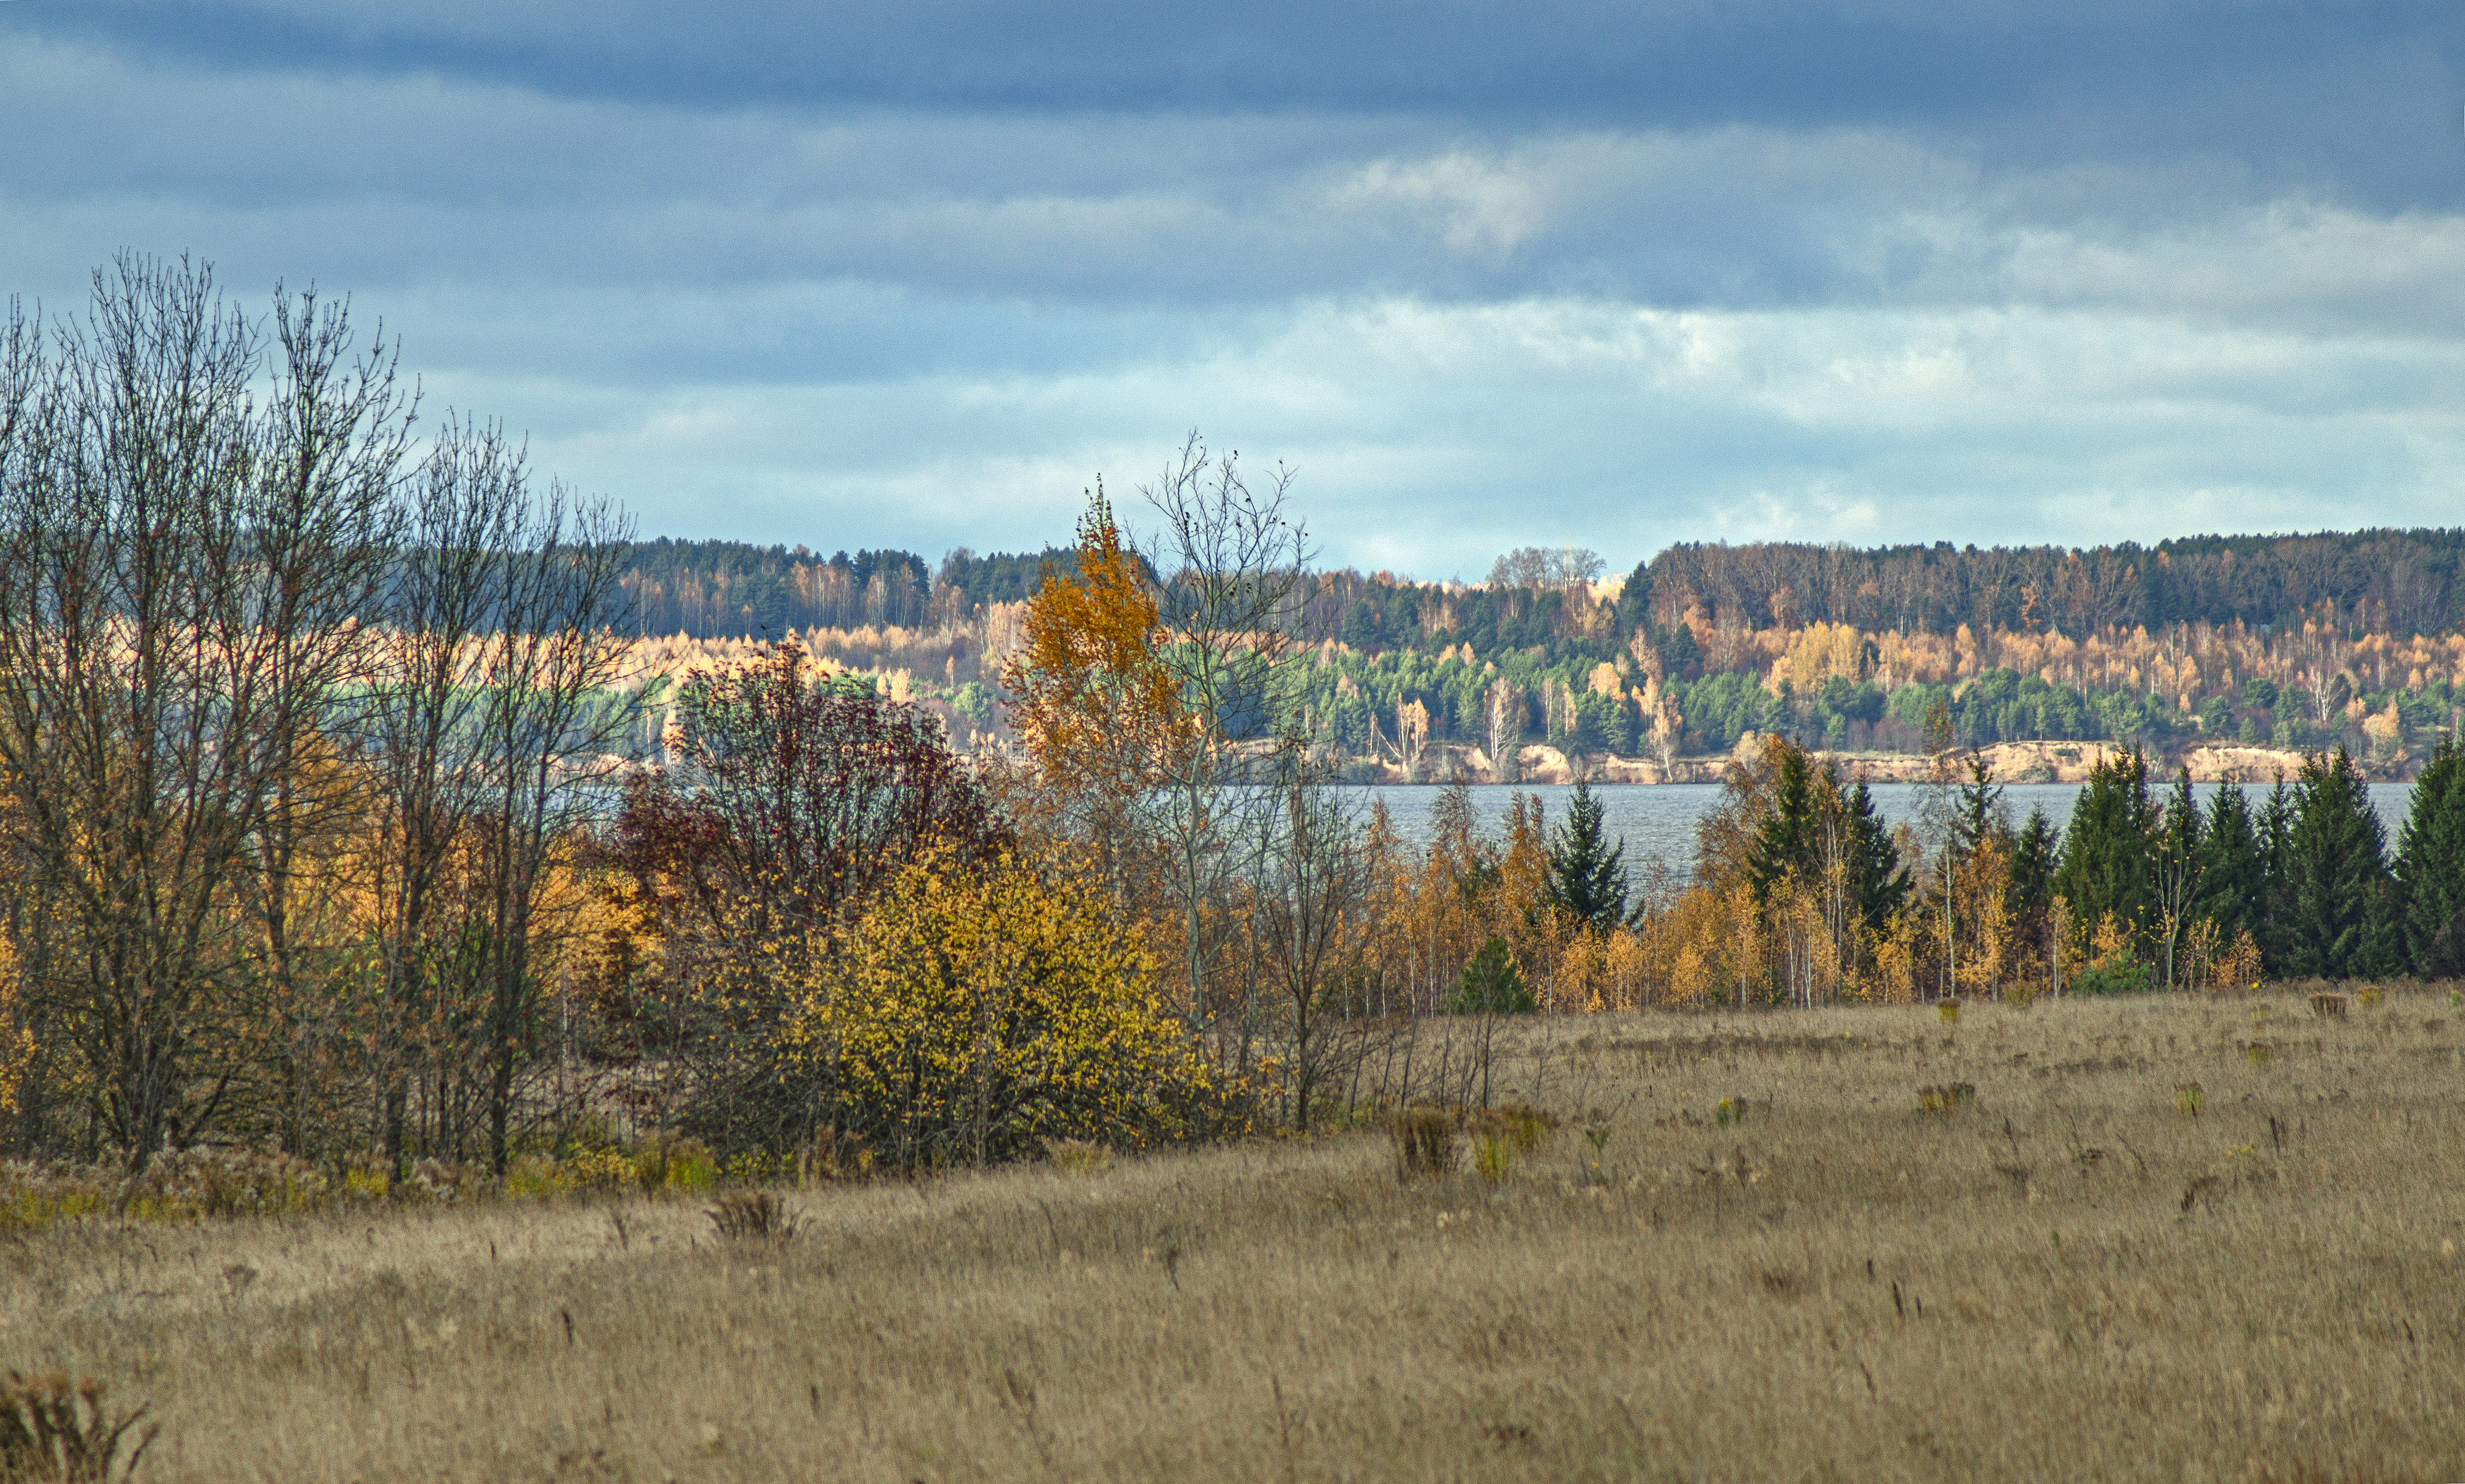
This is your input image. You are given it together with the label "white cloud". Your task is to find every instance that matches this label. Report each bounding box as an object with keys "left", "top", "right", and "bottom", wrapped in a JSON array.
[{"left": 394, "top": 294, "right": 2460, "bottom": 573}]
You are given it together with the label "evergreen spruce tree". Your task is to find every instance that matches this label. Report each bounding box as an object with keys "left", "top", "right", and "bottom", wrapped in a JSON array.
[
  {"left": 2281, "top": 749, "right": 2400, "bottom": 980},
  {"left": 1545, "top": 778, "right": 1629, "bottom": 932},
  {"left": 1340, "top": 599, "right": 1381, "bottom": 651},
  {"left": 1746, "top": 743, "right": 1818, "bottom": 909},
  {"left": 2193, "top": 777, "right": 2268, "bottom": 947},
  {"left": 2152, "top": 768, "right": 2206, "bottom": 987},
  {"left": 2395, "top": 733, "right": 2465, "bottom": 978},
  {"left": 1842, "top": 775, "right": 1913, "bottom": 934},
  {"left": 2258, "top": 776, "right": 2299, "bottom": 972},
  {"left": 2007, "top": 804, "right": 2059, "bottom": 956},
  {"left": 1449, "top": 935, "right": 1536, "bottom": 1014},
  {"left": 1956, "top": 756, "right": 2008, "bottom": 852},
  {"left": 2052, "top": 747, "right": 2158, "bottom": 940}
]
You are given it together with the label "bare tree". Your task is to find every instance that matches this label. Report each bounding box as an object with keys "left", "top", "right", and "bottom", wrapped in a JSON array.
[
  {"left": 465, "top": 478, "right": 635, "bottom": 1173},
  {"left": 368, "top": 416, "right": 516, "bottom": 1176},
  {"left": 229, "top": 285, "right": 414, "bottom": 1156},
  {"left": 1244, "top": 746, "right": 1369, "bottom": 1130},
  {"left": 0, "top": 256, "right": 282, "bottom": 1164},
  {"left": 1135, "top": 432, "right": 1313, "bottom": 1025},
  {"left": 0, "top": 258, "right": 633, "bottom": 1169},
  {"left": 368, "top": 419, "right": 636, "bottom": 1173},
  {"left": 1483, "top": 678, "right": 1522, "bottom": 782}
]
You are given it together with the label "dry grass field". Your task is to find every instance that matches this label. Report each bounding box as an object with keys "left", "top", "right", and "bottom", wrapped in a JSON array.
[{"left": 10, "top": 989, "right": 2465, "bottom": 1482}]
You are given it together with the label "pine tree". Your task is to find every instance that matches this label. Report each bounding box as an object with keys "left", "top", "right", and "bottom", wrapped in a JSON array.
[
  {"left": 2395, "top": 733, "right": 2465, "bottom": 977},
  {"left": 1545, "top": 778, "right": 1629, "bottom": 932},
  {"left": 2280, "top": 749, "right": 2400, "bottom": 980},
  {"left": 2052, "top": 747, "right": 2158, "bottom": 940},
  {"left": 2193, "top": 778, "right": 2268, "bottom": 947}
]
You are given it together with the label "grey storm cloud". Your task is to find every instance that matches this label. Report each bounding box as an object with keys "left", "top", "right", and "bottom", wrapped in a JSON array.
[{"left": 0, "top": 0, "right": 2458, "bottom": 571}]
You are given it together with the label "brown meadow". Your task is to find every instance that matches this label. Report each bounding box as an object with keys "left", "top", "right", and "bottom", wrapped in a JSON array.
[{"left": 8, "top": 989, "right": 2464, "bottom": 1483}]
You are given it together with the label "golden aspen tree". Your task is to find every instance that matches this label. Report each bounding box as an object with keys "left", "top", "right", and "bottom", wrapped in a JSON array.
[{"left": 1002, "top": 488, "right": 1190, "bottom": 899}]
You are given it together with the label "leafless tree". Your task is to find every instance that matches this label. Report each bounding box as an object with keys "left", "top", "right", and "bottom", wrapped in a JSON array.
[
  {"left": 368, "top": 418, "right": 635, "bottom": 1174},
  {"left": 0, "top": 257, "right": 633, "bottom": 1170},
  {"left": 230, "top": 285, "right": 414, "bottom": 1157},
  {"left": 1135, "top": 432, "right": 1313, "bottom": 1025},
  {"left": 0, "top": 256, "right": 290, "bottom": 1164},
  {"left": 1244, "top": 745, "right": 1369, "bottom": 1130}
]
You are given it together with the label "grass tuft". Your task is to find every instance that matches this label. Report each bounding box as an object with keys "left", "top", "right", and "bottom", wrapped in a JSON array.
[
  {"left": 1045, "top": 1139, "right": 1111, "bottom": 1176},
  {"left": 704, "top": 1190, "right": 799, "bottom": 1245},
  {"left": 1917, "top": 1082, "right": 1976, "bottom": 1115}
]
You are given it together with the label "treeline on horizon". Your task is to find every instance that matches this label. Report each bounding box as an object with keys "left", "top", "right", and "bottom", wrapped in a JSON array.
[
  {"left": 616, "top": 538, "right": 1174, "bottom": 639},
  {"left": 617, "top": 528, "right": 2465, "bottom": 642}
]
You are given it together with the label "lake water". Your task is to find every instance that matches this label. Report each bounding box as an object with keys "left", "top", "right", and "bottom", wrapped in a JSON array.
[{"left": 1347, "top": 782, "right": 2420, "bottom": 883}]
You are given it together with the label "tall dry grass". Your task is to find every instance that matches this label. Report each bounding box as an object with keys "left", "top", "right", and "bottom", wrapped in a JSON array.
[{"left": 8, "top": 990, "right": 2464, "bottom": 1480}]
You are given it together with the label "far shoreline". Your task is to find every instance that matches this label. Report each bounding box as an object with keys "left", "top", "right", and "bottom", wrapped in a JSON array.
[{"left": 1339, "top": 736, "right": 2407, "bottom": 787}]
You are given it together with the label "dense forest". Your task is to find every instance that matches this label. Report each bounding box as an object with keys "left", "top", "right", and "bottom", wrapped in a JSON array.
[
  {"left": 614, "top": 540, "right": 1152, "bottom": 637},
  {"left": 1623, "top": 531, "right": 2465, "bottom": 638},
  {"left": 627, "top": 529, "right": 2465, "bottom": 642},
  {"left": 617, "top": 540, "right": 937, "bottom": 636}
]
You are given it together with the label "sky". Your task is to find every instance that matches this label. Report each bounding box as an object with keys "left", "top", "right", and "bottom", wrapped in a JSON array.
[{"left": 0, "top": 1, "right": 2460, "bottom": 578}]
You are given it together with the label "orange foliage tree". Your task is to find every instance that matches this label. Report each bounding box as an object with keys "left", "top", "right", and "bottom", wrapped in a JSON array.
[{"left": 1001, "top": 488, "right": 1191, "bottom": 899}]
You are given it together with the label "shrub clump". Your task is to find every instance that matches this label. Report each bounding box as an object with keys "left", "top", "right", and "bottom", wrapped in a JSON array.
[
  {"left": 1390, "top": 1106, "right": 1458, "bottom": 1180},
  {"left": 0, "top": 1133, "right": 749, "bottom": 1234},
  {"left": 770, "top": 845, "right": 1234, "bottom": 1170}
]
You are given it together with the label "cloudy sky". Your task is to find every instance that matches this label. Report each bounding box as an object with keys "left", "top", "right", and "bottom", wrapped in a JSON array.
[{"left": 1, "top": 1, "right": 2459, "bottom": 576}]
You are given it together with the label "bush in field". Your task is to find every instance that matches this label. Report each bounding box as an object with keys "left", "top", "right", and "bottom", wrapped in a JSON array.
[
  {"left": 768, "top": 846, "right": 1228, "bottom": 1168},
  {"left": 0, "top": 1371, "right": 154, "bottom": 1481}
]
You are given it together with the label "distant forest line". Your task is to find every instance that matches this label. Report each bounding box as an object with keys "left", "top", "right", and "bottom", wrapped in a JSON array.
[
  {"left": 618, "top": 529, "right": 2465, "bottom": 642},
  {"left": 619, "top": 530, "right": 2465, "bottom": 770}
]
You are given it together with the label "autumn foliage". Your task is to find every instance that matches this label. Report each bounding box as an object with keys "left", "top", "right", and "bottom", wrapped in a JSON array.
[{"left": 1001, "top": 492, "right": 1191, "bottom": 849}]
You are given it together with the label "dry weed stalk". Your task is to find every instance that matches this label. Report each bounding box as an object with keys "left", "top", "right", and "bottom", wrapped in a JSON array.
[{"left": 0, "top": 1373, "right": 154, "bottom": 1483}]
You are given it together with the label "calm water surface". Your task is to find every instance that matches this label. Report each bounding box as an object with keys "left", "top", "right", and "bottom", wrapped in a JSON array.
[{"left": 1349, "top": 782, "right": 2419, "bottom": 883}]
